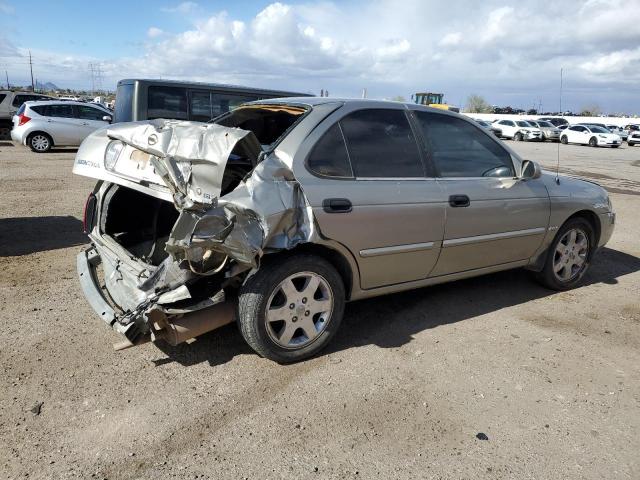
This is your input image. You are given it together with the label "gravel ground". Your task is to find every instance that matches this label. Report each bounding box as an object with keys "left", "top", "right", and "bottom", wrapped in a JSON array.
[{"left": 1, "top": 139, "right": 639, "bottom": 480}]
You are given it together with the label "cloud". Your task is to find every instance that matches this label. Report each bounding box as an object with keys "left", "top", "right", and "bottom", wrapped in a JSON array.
[
  {"left": 3, "top": 1, "right": 640, "bottom": 112},
  {"left": 161, "top": 1, "right": 197, "bottom": 14},
  {"left": 147, "top": 27, "right": 164, "bottom": 38},
  {"left": 0, "top": 2, "right": 14, "bottom": 14}
]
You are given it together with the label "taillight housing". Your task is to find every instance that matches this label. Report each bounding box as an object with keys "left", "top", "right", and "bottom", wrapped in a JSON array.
[
  {"left": 18, "top": 114, "right": 31, "bottom": 126},
  {"left": 83, "top": 193, "right": 97, "bottom": 234}
]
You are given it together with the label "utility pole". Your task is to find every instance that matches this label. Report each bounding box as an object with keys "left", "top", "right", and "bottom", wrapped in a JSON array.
[
  {"left": 5, "top": 70, "right": 9, "bottom": 89},
  {"left": 29, "top": 50, "right": 34, "bottom": 92}
]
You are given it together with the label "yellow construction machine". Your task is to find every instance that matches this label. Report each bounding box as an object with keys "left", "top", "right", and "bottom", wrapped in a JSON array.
[{"left": 413, "top": 92, "right": 459, "bottom": 112}]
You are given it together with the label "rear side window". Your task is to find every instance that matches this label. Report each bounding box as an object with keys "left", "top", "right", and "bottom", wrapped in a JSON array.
[
  {"left": 148, "top": 86, "right": 188, "bottom": 120},
  {"left": 47, "top": 104, "right": 75, "bottom": 118},
  {"left": 307, "top": 124, "right": 353, "bottom": 178},
  {"left": 340, "top": 109, "right": 423, "bottom": 178},
  {"left": 30, "top": 105, "right": 47, "bottom": 115},
  {"left": 114, "top": 83, "right": 134, "bottom": 123},
  {"left": 77, "top": 105, "right": 107, "bottom": 120},
  {"left": 415, "top": 112, "right": 514, "bottom": 178}
]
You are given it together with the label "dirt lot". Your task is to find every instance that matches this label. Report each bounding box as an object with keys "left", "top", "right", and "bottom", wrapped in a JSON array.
[{"left": 1, "top": 139, "right": 639, "bottom": 480}]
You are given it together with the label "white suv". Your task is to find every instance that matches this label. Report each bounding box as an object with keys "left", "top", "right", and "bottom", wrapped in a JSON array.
[
  {"left": 493, "top": 119, "right": 543, "bottom": 141},
  {"left": 11, "top": 100, "right": 112, "bottom": 152}
]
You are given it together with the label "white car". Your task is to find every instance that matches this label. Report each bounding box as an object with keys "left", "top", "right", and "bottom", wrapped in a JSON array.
[
  {"left": 628, "top": 131, "right": 640, "bottom": 147},
  {"left": 493, "top": 119, "right": 543, "bottom": 141},
  {"left": 560, "top": 125, "right": 621, "bottom": 148},
  {"left": 11, "top": 100, "right": 112, "bottom": 152}
]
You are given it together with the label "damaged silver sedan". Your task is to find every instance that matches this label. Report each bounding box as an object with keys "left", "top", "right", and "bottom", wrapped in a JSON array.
[{"left": 74, "top": 98, "right": 615, "bottom": 363}]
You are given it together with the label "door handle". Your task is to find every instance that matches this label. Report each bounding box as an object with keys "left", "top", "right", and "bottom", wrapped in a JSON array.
[
  {"left": 449, "top": 194, "right": 470, "bottom": 207},
  {"left": 322, "top": 198, "right": 352, "bottom": 213}
]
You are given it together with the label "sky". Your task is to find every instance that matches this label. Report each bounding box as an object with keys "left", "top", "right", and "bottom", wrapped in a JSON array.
[{"left": 1, "top": 0, "right": 640, "bottom": 113}]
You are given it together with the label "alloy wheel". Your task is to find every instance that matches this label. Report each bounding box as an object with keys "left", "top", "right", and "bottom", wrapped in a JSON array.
[
  {"left": 265, "top": 271, "right": 334, "bottom": 349},
  {"left": 553, "top": 228, "right": 589, "bottom": 282},
  {"left": 31, "top": 135, "right": 50, "bottom": 152}
]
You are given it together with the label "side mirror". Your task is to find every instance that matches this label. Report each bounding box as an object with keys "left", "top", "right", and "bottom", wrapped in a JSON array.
[
  {"left": 521, "top": 160, "right": 542, "bottom": 180},
  {"left": 102, "top": 115, "right": 112, "bottom": 123}
]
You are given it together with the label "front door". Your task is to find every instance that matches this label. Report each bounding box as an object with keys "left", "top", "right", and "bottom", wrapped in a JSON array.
[
  {"left": 296, "top": 106, "right": 446, "bottom": 289},
  {"left": 412, "top": 110, "right": 550, "bottom": 276}
]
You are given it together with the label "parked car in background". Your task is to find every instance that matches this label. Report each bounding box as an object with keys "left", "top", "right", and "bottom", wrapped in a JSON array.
[
  {"left": 473, "top": 119, "right": 502, "bottom": 137},
  {"left": 538, "top": 117, "right": 569, "bottom": 127},
  {"left": 627, "top": 131, "right": 640, "bottom": 146},
  {"left": 623, "top": 124, "right": 639, "bottom": 138},
  {"left": 560, "top": 124, "right": 621, "bottom": 148},
  {"left": 528, "top": 120, "right": 560, "bottom": 141},
  {"left": 112, "top": 78, "right": 311, "bottom": 124},
  {"left": 0, "top": 90, "right": 54, "bottom": 138},
  {"left": 494, "top": 119, "right": 543, "bottom": 141},
  {"left": 73, "top": 98, "right": 615, "bottom": 362},
  {"left": 605, "top": 125, "right": 627, "bottom": 141},
  {"left": 11, "top": 100, "right": 112, "bottom": 152}
]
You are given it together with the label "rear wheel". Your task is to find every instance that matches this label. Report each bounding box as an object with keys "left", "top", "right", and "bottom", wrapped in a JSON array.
[
  {"left": 535, "top": 218, "right": 594, "bottom": 291},
  {"left": 237, "top": 254, "right": 345, "bottom": 363},
  {"left": 560, "top": 135, "right": 568, "bottom": 144},
  {"left": 28, "top": 132, "right": 52, "bottom": 152}
]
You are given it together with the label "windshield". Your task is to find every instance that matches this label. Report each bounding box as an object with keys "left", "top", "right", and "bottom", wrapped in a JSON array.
[
  {"left": 215, "top": 104, "right": 309, "bottom": 148},
  {"left": 588, "top": 126, "right": 609, "bottom": 134},
  {"left": 516, "top": 121, "right": 532, "bottom": 127},
  {"left": 537, "top": 121, "right": 553, "bottom": 127}
]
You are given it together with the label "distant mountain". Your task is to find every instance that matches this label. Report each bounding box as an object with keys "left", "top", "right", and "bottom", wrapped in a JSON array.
[{"left": 35, "top": 81, "right": 59, "bottom": 91}]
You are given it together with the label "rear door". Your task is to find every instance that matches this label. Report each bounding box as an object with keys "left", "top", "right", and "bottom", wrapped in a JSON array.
[
  {"left": 297, "top": 105, "right": 446, "bottom": 289},
  {"left": 42, "top": 104, "right": 79, "bottom": 145},
  {"left": 413, "top": 111, "right": 549, "bottom": 276}
]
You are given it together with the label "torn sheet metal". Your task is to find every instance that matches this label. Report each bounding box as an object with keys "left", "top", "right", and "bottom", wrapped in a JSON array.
[
  {"left": 107, "top": 119, "right": 261, "bottom": 209},
  {"left": 107, "top": 118, "right": 316, "bottom": 271}
]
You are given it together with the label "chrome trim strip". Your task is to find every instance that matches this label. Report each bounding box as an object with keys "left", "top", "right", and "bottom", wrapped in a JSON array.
[
  {"left": 443, "top": 227, "right": 546, "bottom": 247},
  {"left": 360, "top": 241, "right": 435, "bottom": 258}
]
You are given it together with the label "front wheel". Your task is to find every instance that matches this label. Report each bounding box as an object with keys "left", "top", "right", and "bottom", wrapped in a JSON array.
[
  {"left": 560, "top": 135, "right": 568, "bottom": 144},
  {"left": 514, "top": 132, "right": 523, "bottom": 142},
  {"left": 28, "top": 132, "right": 53, "bottom": 152},
  {"left": 237, "top": 254, "right": 345, "bottom": 363},
  {"left": 589, "top": 137, "right": 598, "bottom": 147},
  {"left": 535, "top": 218, "right": 594, "bottom": 291}
]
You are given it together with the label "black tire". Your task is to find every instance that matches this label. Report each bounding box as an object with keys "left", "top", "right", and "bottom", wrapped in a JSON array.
[
  {"left": 514, "top": 132, "right": 523, "bottom": 142},
  {"left": 611, "top": 145, "right": 619, "bottom": 148},
  {"left": 589, "top": 137, "right": 598, "bottom": 147},
  {"left": 628, "top": 142, "right": 635, "bottom": 147},
  {"left": 535, "top": 217, "right": 595, "bottom": 291},
  {"left": 237, "top": 254, "right": 345, "bottom": 363},
  {"left": 28, "top": 132, "right": 53, "bottom": 153},
  {"left": 560, "top": 135, "right": 568, "bottom": 144}
]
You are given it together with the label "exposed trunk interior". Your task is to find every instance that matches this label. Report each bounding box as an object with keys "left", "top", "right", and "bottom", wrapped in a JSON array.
[{"left": 101, "top": 185, "right": 178, "bottom": 266}]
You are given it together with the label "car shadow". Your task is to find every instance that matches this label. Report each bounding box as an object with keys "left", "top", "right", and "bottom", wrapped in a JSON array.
[
  {"left": 150, "top": 247, "right": 640, "bottom": 367},
  {"left": 0, "top": 216, "right": 87, "bottom": 256}
]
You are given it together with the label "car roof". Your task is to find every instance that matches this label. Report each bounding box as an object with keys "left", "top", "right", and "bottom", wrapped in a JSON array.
[
  {"left": 25, "top": 100, "right": 108, "bottom": 108},
  {"left": 245, "top": 96, "right": 465, "bottom": 115}
]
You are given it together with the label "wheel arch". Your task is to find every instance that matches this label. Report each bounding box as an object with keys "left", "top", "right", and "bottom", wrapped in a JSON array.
[
  {"left": 27, "top": 130, "right": 55, "bottom": 146},
  {"left": 261, "top": 243, "right": 356, "bottom": 300}
]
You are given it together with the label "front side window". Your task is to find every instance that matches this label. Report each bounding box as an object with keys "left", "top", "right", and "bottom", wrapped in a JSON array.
[
  {"left": 415, "top": 111, "right": 514, "bottom": 178},
  {"left": 12, "top": 95, "right": 27, "bottom": 107},
  {"left": 147, "top": 86, "right": 188, "bottom": 120},
  {"left": 211, "top": 93, "right": 261, "bottom": 117},
  {"left": 516, "top": 121, "right": 531, "bottom": 127},
  {"left": 189, "top": 90, "right": 211, "bottom": 121},
  {"left": 339, "top": 109, "right": 423, "bottom": 178},
  {"left": 77, "top": 105, "right": 107, "bottom": 121},
  {"left": 307, "top": 123, "right": 352, "bottom": 178}
]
